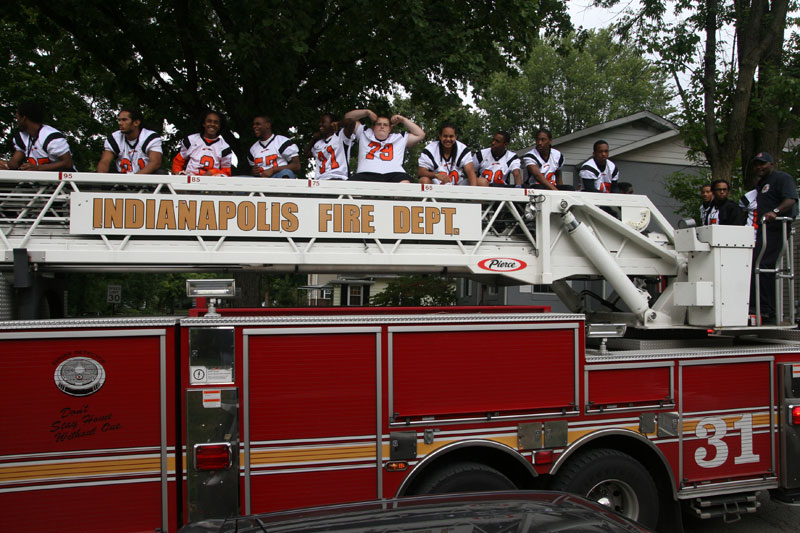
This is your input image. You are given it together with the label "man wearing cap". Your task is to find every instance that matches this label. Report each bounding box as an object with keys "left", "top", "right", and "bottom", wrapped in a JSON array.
[{"left": 750, "top": 151, "right": 797, "bottom": 321}]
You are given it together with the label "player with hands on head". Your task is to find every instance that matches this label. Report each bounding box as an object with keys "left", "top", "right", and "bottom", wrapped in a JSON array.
[
  {"left": 0, "top": 101, "right": 75, "bottom": 172},
  {"left": 474, "top": 130, "right": 522, "bottom": 187},
  {"left": 306, "top": 113, "right": 356, "bottom": 180},
  {"left": 417, "top": 122, "right": 485, "bottom": 186},
  {"left": 249, "top": 115, "right": 301, "bottom": 178},
  {"left": 97, "top": 107, "right": 163, "bottom": 174},
  {"left": 344, "top": 109, "right": 425, "bottom": 183},
  {"left": 172, "top": 110, "right": 232, "bottom": 176}
]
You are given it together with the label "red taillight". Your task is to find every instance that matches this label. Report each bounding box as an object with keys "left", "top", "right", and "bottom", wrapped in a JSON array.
[
  {"left": 791, "top": 405, "right": 800, "bottom": 426},
  {"left": 533, "top": 450, "right": 554, "bottom": 465},
  {"left": 195, "top": 443, "right": 232, "bottom": 471}
]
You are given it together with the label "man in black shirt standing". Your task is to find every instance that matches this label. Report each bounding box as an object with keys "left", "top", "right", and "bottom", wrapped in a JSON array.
[
  {"left": 750, "top": 152, "right": 797, "bottom": 321},
  {"left": 710, "top": 179, "right": 744, "bottom": 225}
]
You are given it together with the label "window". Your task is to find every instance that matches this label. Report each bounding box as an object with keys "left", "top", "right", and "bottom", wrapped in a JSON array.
[
  {"left": 465, "top": 279, "right": 473, "bottom": 297},
  {"left": 347, "top": 285, "right": 363, "bottom": 306}
]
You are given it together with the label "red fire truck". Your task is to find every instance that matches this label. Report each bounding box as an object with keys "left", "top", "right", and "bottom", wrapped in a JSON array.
[{"left": 0, "top": 171, "right": 798, "bottom": 532}]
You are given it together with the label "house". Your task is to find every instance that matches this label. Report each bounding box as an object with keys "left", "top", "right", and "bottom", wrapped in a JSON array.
[
  {"left": 529, "top": 111, "right": 704, "bottom": 225},
  {"left": 458, "top": 111, "right": 708, "bottom": 309}
]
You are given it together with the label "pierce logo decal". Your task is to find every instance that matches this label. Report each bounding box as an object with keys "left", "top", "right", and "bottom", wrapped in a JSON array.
[{"left": 477, "top": 258, "right": 527, "bottom": 272}]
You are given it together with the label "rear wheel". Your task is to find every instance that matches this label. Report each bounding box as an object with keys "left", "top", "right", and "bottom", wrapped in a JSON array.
[
  {"left": 415, "top": 461, "right": 516, "bottom": 494},
  {"left": 551, "top": 448, "right": 659, "bottom": 528}
]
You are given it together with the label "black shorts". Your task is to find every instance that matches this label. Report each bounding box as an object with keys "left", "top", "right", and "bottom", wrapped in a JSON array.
[{"left": 351, "top": 172, "right": 411, "bottom": 183}]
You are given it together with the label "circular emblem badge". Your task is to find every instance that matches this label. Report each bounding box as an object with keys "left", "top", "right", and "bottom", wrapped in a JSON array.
[{"left": 54, "top": 357, "right": 106, "bottom": 396}]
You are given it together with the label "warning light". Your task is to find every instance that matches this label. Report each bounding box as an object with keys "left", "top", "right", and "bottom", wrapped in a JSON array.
[
  {"left": 791, "top": 405, "right": 800, "bottom": 426},
  {"left": 195, "top": 443, "right": 232, "bottom": 471},
  {"left": 385, "top": 461, "right": 408, "bottom": 472}
]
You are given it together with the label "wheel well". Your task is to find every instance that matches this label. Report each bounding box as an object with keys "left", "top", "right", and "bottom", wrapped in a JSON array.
[
  {"left": 550, "top": 433, "right": 683, "bottom": 532},
  {"left": 401, "top": 443, "right": 537, "bottom": 496},
  {"left": 551, "top": 434, "right": 675, "bottom": 499}
]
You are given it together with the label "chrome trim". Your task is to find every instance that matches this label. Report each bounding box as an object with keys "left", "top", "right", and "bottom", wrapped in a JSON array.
[
  {"left": 387, "top": 410, "right": 581, "bottom": 427},
  {"left": 573, "top": 327, "right": 579, "bottom": 410},
  {"left": 387, "top": 323, "right": 581, "bottom": 424},
  {"left": 0, "top": 317, "right": 178, "bottom": 330},
  {"left": 0, "top": 328, "right": 167, "bottom": 340},
  {"left": 584, "top": 362, "right": 674, "bottom": 415},
  {"left": 677, "top": 478, "right": 778, "bottom": 499},
  {"left": 185, "top": 313, "right": 584, "bottom": 328},
  {"left": 393, "top": 439, "right": 537, "bottom": 497},
  {"left": 243, "top": 329, "right": 250, "bottom": 514},
  {"left": 159, "top": 332, "right": 168, "bottom": 533},
  {"left": 242, "top": 326, "right": 383, "bottom": 510},
  {"left": 678, "top": 355, "right": 775, "bottom": 366},
  {"left": 376, "top": 330, "right": 383, "bottom": 498},
  {"left": 588, "top": 344, "right": 800, "bottom": 363},
  {"left": 550, "top": 428, "right": 678, "bottom": 498}
]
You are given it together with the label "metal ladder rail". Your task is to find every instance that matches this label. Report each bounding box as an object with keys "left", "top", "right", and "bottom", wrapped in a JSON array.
[{"left": 754, "top": 217, "right": 795, "bottom": 324}]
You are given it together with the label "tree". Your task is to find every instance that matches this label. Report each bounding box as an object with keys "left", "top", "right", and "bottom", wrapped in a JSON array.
[
  {"left": 2, "top": 0, "right": 572, "bottom": 170},
  {"left": 371, "top": 275, "right": 456, "bottom": 306},
  {"left": 475, "top": 28, "right": 675, "bottom": 148},
  {"left": 599, "top": 0, "right": 797, "bottom": 182}
]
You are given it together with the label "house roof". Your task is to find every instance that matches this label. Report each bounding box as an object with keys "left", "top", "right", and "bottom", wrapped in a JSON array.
[{"left": 551, "top": 111, "right": 678, "bottom": 146}]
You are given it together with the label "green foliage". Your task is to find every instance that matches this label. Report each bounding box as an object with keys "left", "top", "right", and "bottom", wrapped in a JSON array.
[
  {"left": 66, "top": 272, "right": 219, "bottom": 316},
  {"left": 371, "top": 275, "right": 456, "bottom": 307},
  {"left": 1, "top": 0, "right": 572, "bottom": 171},
  {"left": 476, "top": 28, "right": 675, "bottom": 148},
  {"left": 664, "top": 169, "right": 749, "bottom": 223},
  {"left": 602, "top": 0, "right": 798, "bottom": 181}
]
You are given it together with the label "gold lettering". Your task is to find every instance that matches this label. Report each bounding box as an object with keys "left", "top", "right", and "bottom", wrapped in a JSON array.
[
  {"left": 394, "top": 206, "right": 410, "bottom": 233},
  {"left": 319, "top": 203, "right": 333, "bottom": 232},
  {"left": 145, "top": 199, "right": 156, "bottom": 229},
  {"left": 411, "top": 206, "right": 424, "bottom": 234},
  {"left": 361, "top": 205, "right": 375, "bottom": 233},
  {"left": 257, "top": 201, "right": 270, "bottom": 231},
  {"left": 424, "top": 207, "right": 441, "bottom": 234},
  {"left": 156, "top": 199, "right": 176, "bottom": 230},
  {"left": 197, "top": 201, "right": 218, "bottom": 230},
  {"left": 178, "top": 200, "right": 197, "bottom": 230},
  {"left": 281, "top": 202, "right": 298, "bottom": 232},
  {"left": 344, "top": 204, "right": 360, "bottom": 232},
  {"left": 93, "top": 198, "right": 102, "bottom": 228},
  {"left": 103, "top": 198, "right": 123, "bottom": 229},
  {"left": 238, "top": 201, "right": 255, "bottom": 231},
  {"left": 271, "top": 202, "right": 281, "bottom": 231},
  {"left": 441, "top": 207, "right": 456, "bottom": 235},
  {"left": 124, "top": 199, "right": 145, "bottom": 229},
  {"left": 218, "top": 201, "right": 236, "bottom": 230}
]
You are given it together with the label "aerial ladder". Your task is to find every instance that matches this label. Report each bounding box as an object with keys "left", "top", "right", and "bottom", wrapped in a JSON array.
[{"left": 0, "top": 170, "right": 793, "bottom": 329}]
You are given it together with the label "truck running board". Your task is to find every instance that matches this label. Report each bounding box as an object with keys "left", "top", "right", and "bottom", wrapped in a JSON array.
[{"left": 687, "top": 491, "right": 760, "bottom": 521}]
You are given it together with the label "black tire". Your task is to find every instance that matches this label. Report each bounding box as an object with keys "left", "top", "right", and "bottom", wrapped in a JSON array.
[
  {"left": 415, "top": 461, "right": 516, "bottom": 494},
  {"left": 551, "top": 448, "right": 659, "bottom": 528}
]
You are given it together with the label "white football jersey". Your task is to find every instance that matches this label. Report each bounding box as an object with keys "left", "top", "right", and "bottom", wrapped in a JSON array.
[
  {"left": 13, "top": 125, "right": 72, "bottom": 166},
  {"left": 417, "top": 140, "right": 474, "bottom": 185},
  {"left": 578, "top": 157, "right": 619, "bottom": 193},
  {"left": 176, "top": 134, "right": 232, "bottom": 175},
  {"left": 247, "top": 134, "right": 300, "bottom": 173},
  {"left": 474, "top": 148, "right": 521, "bottom": 185},
  {"left": 312, "top": 129, "right": 352, "bottom": 180},
  {"left": 103, "top": 128, "right": 162, "bottom": 174},
  {"left": 700, "top": 203, "right": 718, "bottom": 226},
  {"left": 739, "top": 189, "right": 758, "bottom": 234},
  {"left": 354, "top": 123, "right": 408, "bottom": 174},
  {"left": 523, "top": 147, "right": 564, "bottom": 186}
]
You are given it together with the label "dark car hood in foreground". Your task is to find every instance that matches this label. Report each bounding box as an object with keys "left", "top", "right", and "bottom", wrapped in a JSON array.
[{"left": 180, "top": 491, "right": 652, "bottom": 533}]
